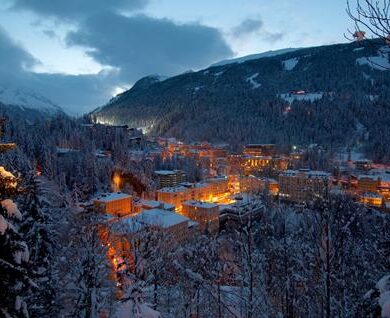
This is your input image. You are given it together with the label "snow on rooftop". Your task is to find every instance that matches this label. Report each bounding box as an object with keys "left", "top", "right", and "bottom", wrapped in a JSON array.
[
  {"left": 94, "top": 192, "right": 132, "bottom": 202},
  {"left": 163, "top": 203, "right": 175, "bottom": 210},
  {"left": 365, "top": 169, "right": 390, "bottom": 183},
  {"left": 139, "top": 209, "right": 190, "bottom": 227},
  {"left": 183, "top": 200, "right": 218, "bottom": 209},
  {"left": 158, "top": 186, "right": 188, "bottom": 193},
  {"left": 280, "top": 169, "right": 331, "bottom": 178},
  {"left": 154, "top": 170, "right": 179, "bottom": 175},
  {"left": 358, "top": 174, "right": 379, "bottom": 180},
  {"left": 115, "top": 209, "right": 190, "bottom": 233},
  {"left": 362, "top": 192, "right": 382, "bottom": 198},
  {"left": 141, "top": 200, "right": 162, "bottom": 208}
]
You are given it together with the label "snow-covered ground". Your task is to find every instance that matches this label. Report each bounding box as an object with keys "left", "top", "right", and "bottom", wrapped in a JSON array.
[
  {"left": 282, "top": 57, "right": 299, "bottom": 70},
  {"left": 356, "top": 48, "right": 390, "bottom": 71},
  {"left": 279, "top": 92, "right": 323, "bottom": 103},
  {"left": 365, "top": 94, "right": 378, "bottom": 101},
  {"left": 213, "top": 70, "right": 225, "bottom": 77},
  {"left": 193, "top": 86, "right": 204, "bottom": 92},
  {"left": 212, "top": 48, "right": 299, "bottom": 67},
  {"left": 246, "top": 73, "right": 261, "bottom": 89},
  {"left": 357, "top": 55, "right": 390, "bottom": 70},
  {"left": 334, "top": 149, "right": 366, "bottom": 162}
]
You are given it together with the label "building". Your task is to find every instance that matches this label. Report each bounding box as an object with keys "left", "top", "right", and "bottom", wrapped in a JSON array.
[
  {"left": 154, "top": 170, "right": 186, "bottom": 188},
  {"left": 112, "top": 209, "right": 192, "bottom": 244},
  {"left": 355, "top": 159, "right": 372, "bottom": 172},
  {"left": 219, "top": 196, "right": 265, "bottom": 229},
  {"left": 204, "top": 176, "right": 229, "bottom": 201},
  {"left": 228, "top": 154, "right": 244, "bottom": 175},
  {"left": 236, "top": 176, "right": 279, "bottom": 195},
  {"left": 357, "top": 175, "right": 380, "bottom": 193},
  {"left": 271, "top": 156, "right": 290, "bottom": 171},
  {"left": 378, "top": 171, "right": 390, "bottom": 201},
  {"left": 267, "top": 179, "right": 279, "bottom": 195},
  {"left": 182, "top": 200, "right": 219, "bottom": 234},
  {"left": 157, "top": 177, "right": 230, "bottom": 211},
  {"left": 157, "top": 186, "right": 193, "bottom": 211},
  {"left": 242, "top": 155, "right": 272, "bottom": 174},
  {"left": 243, "top": 144, "right": 276, "bottom": 156},
  {"left": 239, "top": 175, "right": 264, "bottom": 193},
  {"left": 133, "top": 199, "right": 175, "bottom": 214},
  {"left": 94, "top": 192, "right": 133, "bottom": 217},
  {"left": 279, "top": 169, "right": 331, "bottom": 203},
  {"left": 105, "top": 209, "right": 195, "bottom": 275},
  {"left": 360, "top": 192, "right": 383, "bottom": 208}
]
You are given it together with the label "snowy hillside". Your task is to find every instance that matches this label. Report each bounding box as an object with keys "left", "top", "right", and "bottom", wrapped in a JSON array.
[
  {"left": 0, "top": 86, "right": 63, "bottom": 115},
  {"left": 212, "top": 48, "right": 300, "bottom": 67}
]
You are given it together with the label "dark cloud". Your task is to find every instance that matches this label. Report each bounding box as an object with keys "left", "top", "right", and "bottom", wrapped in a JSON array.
[
  {"left": 66, "top": 12, "right": 233, "bottom": 82},
  {"left": 0, "top": 26, "right": 37, "bottom": 73},
  {"left": 263, "top": 31, "right": 284, "bottom": 43},
  {"left": 0, "top": 27, "right": 117, "bottom": 114},
  {"left": 232, "top": 18, "right": 263, "bottom": 37},
  {"left": 232, "top": 17, "right": 284, "bottom": 43},
  {"left": 29, "top": 71, "right": 120, "bottom": 115},
  {"left": 42, "top": 29, "right": 56, "bottom": 38},
  {"left": 11, "top": 0, "right": 148, "bottom": 20}
]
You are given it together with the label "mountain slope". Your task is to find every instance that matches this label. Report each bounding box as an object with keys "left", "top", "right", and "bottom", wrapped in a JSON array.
[
  {"left": 91, "top": 41, "right": 390, "bottom": 161},
  {"left": 211, "top": 47, "right": 300, "bottom": 67},
  {"left": 0, "top": 86, "right": 64, "bottom": 117}
]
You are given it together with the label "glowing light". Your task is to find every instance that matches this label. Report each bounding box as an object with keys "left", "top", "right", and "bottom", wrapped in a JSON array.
[{"left": 112, "top": 173, "right": 121, "bottom": 191}]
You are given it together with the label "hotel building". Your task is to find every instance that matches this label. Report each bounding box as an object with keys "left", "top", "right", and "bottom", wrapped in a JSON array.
[
  {"left": 154, "top": 170, "right": 186, "bottom": 189},
  {"left": 182, "top": 200, "right": 219, "bottom": 234},
  {"left": 94, "top": 192, "right": 133, "bottom": 217},
  {"left": 279, "top": 169, "right": 331, "bottom": 203}
]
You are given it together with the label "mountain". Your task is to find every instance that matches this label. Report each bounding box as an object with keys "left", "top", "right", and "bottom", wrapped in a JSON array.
[
  {"left": 211, "top": 48, "right": 300, "bottom": 67},
  {"left": 0, "top": 86, "right": 64, "bottom": 118},
  {"left": 91, "top": 41, "right": 390, "bottom": 161}
]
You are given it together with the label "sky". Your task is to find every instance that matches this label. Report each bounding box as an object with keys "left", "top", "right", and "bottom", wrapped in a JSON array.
[{"left": 0, "top": 0, "right": 351, "bottom": 114}]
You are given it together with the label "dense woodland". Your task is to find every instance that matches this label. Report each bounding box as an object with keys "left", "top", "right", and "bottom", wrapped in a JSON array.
[
  {"left": 0, "top": 111, "right": 389, "bottom": 317},
  {"left": 93, "top": 40, "right": 390, "bottom": 162}
]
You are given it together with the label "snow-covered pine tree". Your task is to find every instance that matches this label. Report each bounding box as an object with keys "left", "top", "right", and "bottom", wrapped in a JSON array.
[
  {"left": 57, "top": 202, "right": 115, "bottom": 317},
  {"left": 19, "top": 174, "right": 57, "bottom": 316},
  {"left": 0, "top": 117, "right": 34, "bottom": 317}
]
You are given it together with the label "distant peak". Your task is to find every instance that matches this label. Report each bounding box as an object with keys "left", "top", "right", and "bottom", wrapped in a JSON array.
[{"left": 0, "top": 85, "right": 63, "bottom": 114}]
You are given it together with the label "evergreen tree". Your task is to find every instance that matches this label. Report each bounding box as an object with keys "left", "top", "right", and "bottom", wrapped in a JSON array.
[{"left": 0, "top": 118, "right": 34, "bottom": 317}]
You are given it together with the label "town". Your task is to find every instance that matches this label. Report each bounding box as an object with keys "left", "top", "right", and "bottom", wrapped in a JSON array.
[
  {"left": 72, "top": 122, "right": 390, "bottom": 298},
  {"left": 1, "top": 0, "right": 390, "bottom": 316},
  {"left": 1, "top": 116, "right": 390, "bottom": 317}
]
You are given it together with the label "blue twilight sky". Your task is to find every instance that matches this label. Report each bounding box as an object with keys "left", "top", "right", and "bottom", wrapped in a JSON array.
[{"left": 0, "top": 0, "right": 351, "bottom": 114}]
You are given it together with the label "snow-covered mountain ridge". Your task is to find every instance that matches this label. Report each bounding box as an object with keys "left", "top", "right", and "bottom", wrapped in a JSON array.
[{"left": 0, "top": 86, "right": 63, "bottom": 115}]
